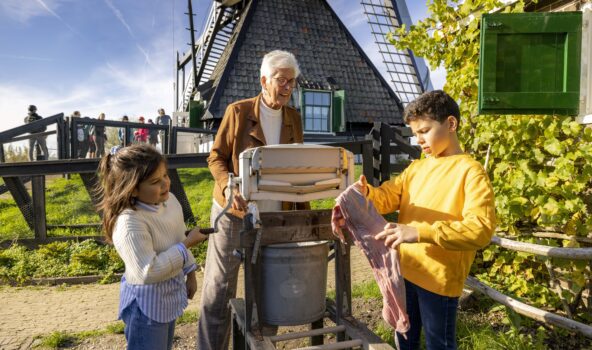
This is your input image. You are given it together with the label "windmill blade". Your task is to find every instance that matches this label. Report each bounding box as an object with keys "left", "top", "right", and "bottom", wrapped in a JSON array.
[
  {"left": 178, "top": 2, "right": 243, "bottom": 112},
  {"left": 362, "top": 0, "right": 433, "bottom": 104}
]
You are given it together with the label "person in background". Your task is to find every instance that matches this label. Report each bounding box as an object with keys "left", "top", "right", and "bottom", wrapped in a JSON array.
[
  {"left": 148, "top": 119, "right": 159, "bottom": 148},
  {"left": 156, "top": 108, "right": 171, "bottom": 151},
  {"left": 118, "top": 115, "right": 131, "bottom": 147},
  {"left": 134, "top": 116, "right": 149, "bottom": 144},
  {"left": 24, "top": 105, "right": 49, "bottom": 161},
  {"left": 92, "top": 113, "right": 108, "bottom": 158},
  {"left": 72, "top": 111, "right": 90, "bottom": 158},
  {"left": 88, "top": 118, "right": 97, "bottom": 158}
]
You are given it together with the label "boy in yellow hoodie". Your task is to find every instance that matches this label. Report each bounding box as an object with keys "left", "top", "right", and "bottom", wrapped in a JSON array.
[{"left": 334, "top": 90, "right": 496, "bottom": 350}]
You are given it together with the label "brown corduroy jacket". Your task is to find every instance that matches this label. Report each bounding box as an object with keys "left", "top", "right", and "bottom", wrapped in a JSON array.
[{"left": 207, "top": 94, "right": 310, "bottom": 218}]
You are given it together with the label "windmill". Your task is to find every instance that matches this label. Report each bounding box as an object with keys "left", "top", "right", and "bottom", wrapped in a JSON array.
[
  {"left": 174, "top": 0, "right": 430, "bottom": 144},
  {"left": 361, "top": 0, "right": 433, "bottom": 104}
]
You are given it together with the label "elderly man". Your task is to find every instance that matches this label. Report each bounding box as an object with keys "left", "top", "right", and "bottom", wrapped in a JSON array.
[{"left": 198, "top": 50, "right": 306, "bottom": 349}]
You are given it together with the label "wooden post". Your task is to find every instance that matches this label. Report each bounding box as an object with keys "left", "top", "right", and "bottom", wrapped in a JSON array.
[
  {"left": 335, "top": 241, "right": 352, "bottom": 342},
  {"left": 31, "top": 175, "right": 47, "bottom": 242},
  {"left": 371, "top": 122, "right": 381, "bottom": 187},
  {"left": 3, "top": 177, "right": 34, "bottom": 229},
  {"left": 310, "top": 318, "right": 324, "bottom": 345},
  {"left": 0, "top": 143, "right": 4, "bottom": 163},
  {"left": 379, "top": 123, "right": 391, "bottom": 183},
  {"left": 362, "top": 137, "right": 374, "bottom": 183}
]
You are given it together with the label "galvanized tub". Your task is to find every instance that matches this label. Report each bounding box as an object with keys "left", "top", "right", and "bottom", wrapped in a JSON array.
[{"left": 259, "top": 241, "right": 329, "bottom": 326}]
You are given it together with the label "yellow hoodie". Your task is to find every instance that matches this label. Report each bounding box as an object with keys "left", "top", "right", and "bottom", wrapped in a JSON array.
[{"left": 367, "top": 154, "right": 496, "bottom": 297}]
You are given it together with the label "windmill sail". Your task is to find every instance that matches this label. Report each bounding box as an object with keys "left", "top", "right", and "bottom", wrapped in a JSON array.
[
  {"left": 177, "top": 2, "right": 243, "bottom": 112},
  {"left": 362, "top": 0, "right": 433, "bottom": 104}
]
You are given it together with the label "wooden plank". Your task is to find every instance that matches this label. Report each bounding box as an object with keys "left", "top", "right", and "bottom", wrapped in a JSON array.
[
  {"left": 491, "top": 236, "right": 592, "bottom": 260},
  {"left": 466, "top": 276, "right": 592, "bottom": 339},
  {"left": 326, "top": 300, "right": 395, "bottom": 350},
  {"left": 31, "top": 175, "right": 47, "bottom": 242},
  {"left": 239, "top": 210, "right": 336, "bottom": 248},
  {"left": 3, "top": 177, "right": 34, "bottom": 229}
]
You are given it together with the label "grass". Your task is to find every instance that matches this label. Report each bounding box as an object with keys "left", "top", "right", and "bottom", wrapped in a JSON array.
[{"left": 32, "top": 312, "right": 192, "bottom": 348}]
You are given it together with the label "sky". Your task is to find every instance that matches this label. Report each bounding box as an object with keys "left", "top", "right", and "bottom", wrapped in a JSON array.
[{"left": 0, "top": 0, "right": 445, "bottom": 137}]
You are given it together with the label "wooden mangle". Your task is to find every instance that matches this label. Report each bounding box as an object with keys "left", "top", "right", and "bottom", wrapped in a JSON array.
[{"left": 224, "top": 145, "right": 394, "bottom": 350}]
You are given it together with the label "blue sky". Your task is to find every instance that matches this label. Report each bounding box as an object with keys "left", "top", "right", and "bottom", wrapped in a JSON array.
[{"left": 0, "top": 0, "right": 445, "bottom": 134}]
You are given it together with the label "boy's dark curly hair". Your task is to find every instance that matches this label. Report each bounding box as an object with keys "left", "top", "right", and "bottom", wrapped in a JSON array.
[{"left": 403, "top": 90, "right": 460, "bottom": 125}]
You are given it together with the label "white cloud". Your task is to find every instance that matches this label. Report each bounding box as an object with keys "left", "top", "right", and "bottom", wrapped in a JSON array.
[
  {"left": 0, "top": 0, "right": 64, "bottom": 22},
  {"left": 0, "top": 54, "right": 53, "bottom": 62},
  {"left": 103, "top": 0, "right": 135, "bottom": 38},
  {"left": 0, "top": 32, "right": 175, "bottom": 136}
]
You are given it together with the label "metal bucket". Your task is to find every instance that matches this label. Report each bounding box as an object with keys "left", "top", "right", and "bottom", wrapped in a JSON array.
[{"left": 259, "top": 241, "right": 329, "bottom": 326}]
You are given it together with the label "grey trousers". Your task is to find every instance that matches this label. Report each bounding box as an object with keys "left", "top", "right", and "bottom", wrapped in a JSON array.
[
  {"left": 28, "top": 136, "right": 48, "bottom": 161},
  {"left": 197, "top": 203, "right": 243, "bottom": 350}
]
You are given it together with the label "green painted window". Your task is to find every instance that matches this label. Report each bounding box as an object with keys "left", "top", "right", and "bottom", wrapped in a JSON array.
[
  {"left": 478, "top": 12, "right": 582, "bottom": 115},
  {"left": 303, "top": 91, "right": 332, "bottom": 132}
]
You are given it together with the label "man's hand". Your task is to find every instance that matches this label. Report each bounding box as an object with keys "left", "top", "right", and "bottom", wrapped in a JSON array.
[
  {"left": 225, "top": 187, "right": 247, "bottom": 211},
  {"left": 186, "top": 271, "right": 197, "bottom": 299},
  {"left": 375, "top": 222, "right": 418, "bottom": 249}
]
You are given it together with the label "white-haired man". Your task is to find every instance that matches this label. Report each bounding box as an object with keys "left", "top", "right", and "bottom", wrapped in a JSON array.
[{"left": 198, "top": 50, "right": 307, "bottom": 349}]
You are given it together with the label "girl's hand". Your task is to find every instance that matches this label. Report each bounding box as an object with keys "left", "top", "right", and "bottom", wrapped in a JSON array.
[
  {"left": 186, "top": 272, "right": 197, "bottom": 299},
  {"left": 184, "top": 227, "right": 208, "bottom": 248},
  {"left": 375, "top": 222, "right": 419, "bottom": 249}
]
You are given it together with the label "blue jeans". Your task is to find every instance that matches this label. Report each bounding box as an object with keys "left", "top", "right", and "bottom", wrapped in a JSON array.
[
  {"left": 396, "top": 279, "right": 459, "bottom": 350},
  {"left": 121, "top": 300, "right": 176, "bottom": 350}
]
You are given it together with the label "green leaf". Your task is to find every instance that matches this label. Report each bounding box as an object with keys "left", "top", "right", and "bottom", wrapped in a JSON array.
[{"left": 543, "top": 138, "right": 563, "bottom": 156}]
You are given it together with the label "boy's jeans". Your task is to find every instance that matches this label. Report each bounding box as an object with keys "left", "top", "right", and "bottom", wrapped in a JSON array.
[
  {"left": 121, "top": 300, "right": 176, "bottom": 350},
  {"left": 396, "top": 279, "right": 459, "bottom": 350}
]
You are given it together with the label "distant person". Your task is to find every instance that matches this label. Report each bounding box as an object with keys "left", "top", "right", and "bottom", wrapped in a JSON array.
[
  {"left": 72, "top": 111, "right": 90, "bottom": 158},
  {"left": 134, "top": 116, "right": 149, "bottom": 143},
  {"left": 92, "top": 113, "right": 108, "bottom": 157},
  {"left": 118, "top": 115, "right": 132, "bottom": 146},
  {"left": 156, "top": 108, "right": 171, "bottom": 151},
  {"left": 148, "top": 119, "right": 159, "bottom": 147},
  {"left": 24, "top": 105, "right": 49, "bottom": 161},
  {"left": 96, "top": 144, "right": 207, "bottom": 349},
  {"left": 88, "top": 116, "right": 97, "bottom": 158}
]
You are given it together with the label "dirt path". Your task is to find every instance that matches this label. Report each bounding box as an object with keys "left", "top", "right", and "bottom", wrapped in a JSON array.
[{"left": 0, "top": 247, "right": 373, "bottom": 349}]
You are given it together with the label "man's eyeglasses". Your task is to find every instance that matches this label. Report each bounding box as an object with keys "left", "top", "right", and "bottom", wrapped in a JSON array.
[{"left": 273, "top": 77, "right": 297, "bottom": 88}]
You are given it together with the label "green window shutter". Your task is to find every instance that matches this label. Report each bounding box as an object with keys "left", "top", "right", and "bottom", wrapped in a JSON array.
[
  {"left": 332, "top": 90, "right": 346, "bottom": 132},
  {"left": 189, "top": 100, "right": 205, "bottom": 128},
  {"left": 478, "top": 12, "right": 582, "bottom": 115}
]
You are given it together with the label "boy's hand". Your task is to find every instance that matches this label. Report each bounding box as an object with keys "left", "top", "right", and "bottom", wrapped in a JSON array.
[
  {"left": 375, "top": 223, "right": 418, "bottom": 249},
  {"left": 331, "top": 205, "right": 346, "bottom": 242},
  {"left": 184, "top": 227, "right": 208, "bottom": 248},
  {"left": 186, "top": 271, "right": 197, "bottom": 299},
  {"left": 354, "top": 175, "right": 368, "bottom": 196}
]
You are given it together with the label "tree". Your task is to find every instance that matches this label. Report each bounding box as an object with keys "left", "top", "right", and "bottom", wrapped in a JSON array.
[{"left": 390, "top": 0, "right": 592, "bottom": 319}]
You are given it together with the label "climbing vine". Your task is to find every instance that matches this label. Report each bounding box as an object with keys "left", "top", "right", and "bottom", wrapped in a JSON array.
[{"left": 390, "top": 0, "right": 592, "bottom": 321}]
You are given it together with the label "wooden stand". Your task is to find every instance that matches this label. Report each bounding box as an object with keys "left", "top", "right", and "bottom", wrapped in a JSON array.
[{"left": 231, "top": 209, "right": 394, "bottom": 350}]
